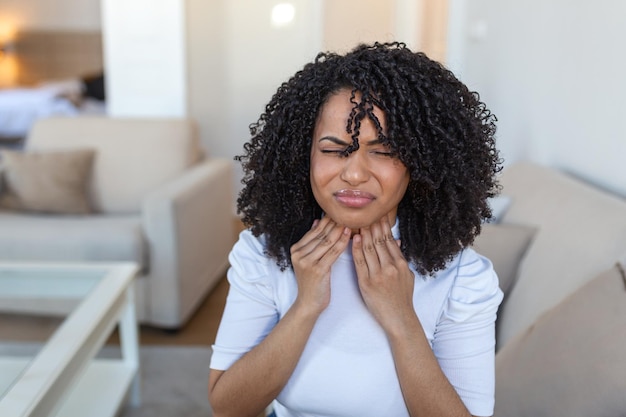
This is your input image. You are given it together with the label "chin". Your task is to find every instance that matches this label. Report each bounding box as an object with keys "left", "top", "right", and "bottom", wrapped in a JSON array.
[{"left": 325, "top": 212, "right": 374, "bottom": 230}]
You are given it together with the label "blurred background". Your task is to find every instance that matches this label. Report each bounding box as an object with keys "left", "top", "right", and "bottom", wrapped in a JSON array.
[{"left": 1, "top": 0, "right": 624, "bottom": 204}]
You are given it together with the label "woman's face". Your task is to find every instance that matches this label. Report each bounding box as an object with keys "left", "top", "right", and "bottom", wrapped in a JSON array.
[{"left": 310, "top": 89, "right": 410, "bottom": 231}]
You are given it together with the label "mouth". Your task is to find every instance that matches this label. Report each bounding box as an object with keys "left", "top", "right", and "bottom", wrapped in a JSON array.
[{"left": 333, "top": 189, "right": 376, "bottom": 208}]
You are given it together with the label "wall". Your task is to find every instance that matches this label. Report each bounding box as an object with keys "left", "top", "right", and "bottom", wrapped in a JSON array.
[
  {"left": 102, "top": 0, "right": 187, "bottom": 117},
  {"left": 186, "top": 0, "right": 228, "bottom": 162},
  {"left": 0, "top": 0, "right": 101, "bottom": 30},
  {"left": 0, "top": 0, "right": 101, "bottom": 86},
  {"left": 448, "top": 0, "right": 626, "bottom": 197},
  {"left": 223, "top": 0, "right": 324, "bottom": 196},
  {"left": 324, "top": 1, "right": 395, "bottom": 52}
]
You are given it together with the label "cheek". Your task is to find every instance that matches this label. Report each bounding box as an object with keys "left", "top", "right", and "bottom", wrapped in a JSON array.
[
  {"left": 387, "top": 168, "right": 410, "bottom": 198},
  {"left": 310, "top": 155, "right": 334, "bottom": 187}
]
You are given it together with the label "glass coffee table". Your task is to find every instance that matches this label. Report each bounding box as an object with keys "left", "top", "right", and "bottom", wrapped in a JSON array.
[{"left": 0, "top": 262, "right": 140, "bottom": 417}]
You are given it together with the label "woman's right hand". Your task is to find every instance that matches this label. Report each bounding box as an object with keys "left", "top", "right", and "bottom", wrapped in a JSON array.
[{"left": 290, "top": 217, "right": 351, "bottom": 316}]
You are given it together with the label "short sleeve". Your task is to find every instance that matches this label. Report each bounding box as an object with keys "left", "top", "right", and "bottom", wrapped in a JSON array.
[
  {"left": 433, "top": 249, "right": 504, "bottom": 417},
  {"left": 209, "top": 230, "right": 280, "bottom": 371}
]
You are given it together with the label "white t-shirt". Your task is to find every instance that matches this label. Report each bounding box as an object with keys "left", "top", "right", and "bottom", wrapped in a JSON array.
[{"left": 211, "top": 223, "right": 503, "bottom": 417}]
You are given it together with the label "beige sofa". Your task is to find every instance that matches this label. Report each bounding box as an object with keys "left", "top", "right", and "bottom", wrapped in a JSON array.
[
  {"left": 471, "top": 162, "right": 626, "bottom": 416},
  {"left": 0, "top": 117, "right": 235, "bottom": 329}
]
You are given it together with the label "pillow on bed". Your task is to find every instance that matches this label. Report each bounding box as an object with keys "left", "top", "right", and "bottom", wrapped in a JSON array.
[
  {"left": 471, "top": 223, "right": 536, "bottom": 296},
  {"left": 494, "top": 262, "right": 626, "bottom": 417},
  {"left": 0, "top": 148, "right": 96, "bottom": 214},
  {"left": 38, "top": 78, "right": 85, "bottom": 107}
]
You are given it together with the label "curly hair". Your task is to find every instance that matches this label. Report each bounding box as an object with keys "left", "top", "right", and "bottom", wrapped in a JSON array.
[{"left": 236, "top": 42, "right": 501, "bottom": 275}]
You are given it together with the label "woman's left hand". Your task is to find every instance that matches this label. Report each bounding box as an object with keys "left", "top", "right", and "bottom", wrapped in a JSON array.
[{"left": 352, "top": 216, "right": 417, "bottom": 335}]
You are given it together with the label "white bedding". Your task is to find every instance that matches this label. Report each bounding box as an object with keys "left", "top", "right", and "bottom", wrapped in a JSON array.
[{"left": 0, "top": 81, "right": 105, "bottom": 138}]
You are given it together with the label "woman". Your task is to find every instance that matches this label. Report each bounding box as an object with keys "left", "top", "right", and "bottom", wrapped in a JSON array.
[{"left": 208, "top": 42, "right": 503, "bottom": 417}]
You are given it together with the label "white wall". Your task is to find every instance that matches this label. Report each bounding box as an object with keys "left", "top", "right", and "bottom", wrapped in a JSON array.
[
  {"left": 186, "top": 0, "right": 228, "bottom": 162},
  {"left": 224, "top": 0, "right": 324, "bottom": 200},
  {"left": 102, "top": 0, "right": 187, "bottom": 117},
  {"left": 324, "top": 1, "right": 395, "bottom": 52},
  {"left": 448, "top": 0, "right": 626, "bottom": 197},
  {"left": 225, "top": 0, "right": 324, "bottom": 156}
]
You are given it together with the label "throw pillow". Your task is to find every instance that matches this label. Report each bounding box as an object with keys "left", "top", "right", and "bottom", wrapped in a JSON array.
[
  {"left": 494, "top": 263, "right": 626, "bottom": 417},
  {"left": 0, "top": 148, "right": 96, "bottom": 214},
  {"left": 471, "top": 223, "right": 536, "bottom": 296}
]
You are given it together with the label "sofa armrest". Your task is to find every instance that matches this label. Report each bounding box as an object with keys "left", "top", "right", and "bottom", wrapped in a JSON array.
[{"left": 142, "top": 158, "right": 235, "bottom": 327}]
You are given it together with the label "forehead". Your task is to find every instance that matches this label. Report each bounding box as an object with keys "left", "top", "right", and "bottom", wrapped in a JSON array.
[{"left": 315, "top": 89, "right": 386, "bottom": 131}]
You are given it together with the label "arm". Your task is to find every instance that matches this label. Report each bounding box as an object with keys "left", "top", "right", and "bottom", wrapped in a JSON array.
[
  {"left": 208, "top": 217, "right": 351, "bottom": 417},
  {"left": 209, "top": 301, "right": 321, "bottom": 417},
  {"left": 353, "top": 217, "right": 497, "bottom": 417}
]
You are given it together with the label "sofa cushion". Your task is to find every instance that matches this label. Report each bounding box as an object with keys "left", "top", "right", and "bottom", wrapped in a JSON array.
[
  {"left": 0, "top": 211, "right": 148, "bottom": 270},
  {"left": 496, "top": 162, "right": 626, "bottom": 347},
  {"left": 470, "top": 223, "right": 536, "bottom": 297},
  {"left": 26, "top": 117, "right": 202, "bottom": 214},
  {"left": 0, "top": 148, "right": 95, "bottom": 214},
  {"left": 494, "top": 263, "right": 626, "bottom": 417}
]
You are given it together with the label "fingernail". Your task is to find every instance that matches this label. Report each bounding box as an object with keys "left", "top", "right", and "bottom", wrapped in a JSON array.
[{"left": 312, "top": 219, "right": 319, "bottom": 229}]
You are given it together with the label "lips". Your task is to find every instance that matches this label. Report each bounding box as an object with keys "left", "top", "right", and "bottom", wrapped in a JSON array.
[{"left": 334, "top": 189, "right": 376, "bottom": 208}]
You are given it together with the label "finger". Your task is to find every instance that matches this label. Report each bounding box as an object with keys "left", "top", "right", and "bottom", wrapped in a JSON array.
[
  {"left": 291, "top": 216, "right": 335, "bottom": 254},
  {"left": 358, "top": 226, "right": 382, "bottom": 273},
  {"left": 297, "top": 220, "right": 347, "bottom": 262},
  {"left": 351, "top": 233, "right": 370, "bottom": 277},
  {"left": 315, "top": 226, "right": 351, "bottom": 268},
  {"left": 378, "top": 216, "right": 404, "bottom": 261},
  {"left": 369, "top": 218, "right": 394, "bottom": 265}
]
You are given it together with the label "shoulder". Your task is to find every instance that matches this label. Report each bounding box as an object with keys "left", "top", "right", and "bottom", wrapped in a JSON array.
[
  {"left": 228, "top": 229, "right": 273, "bottom": 283},
  {"left": 227, "top": 229, "right": 296, "bottom": 308},
  {"left": 440, "top": 248, "right": 504, "bottom": 322},
  {"left": 230, "top": 229, "right": 268, "bottom": 260}
]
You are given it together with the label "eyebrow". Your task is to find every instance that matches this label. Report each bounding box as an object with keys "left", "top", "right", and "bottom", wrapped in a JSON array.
[{"left": 318, "top": 136, "right": 385, "bottom": 146}]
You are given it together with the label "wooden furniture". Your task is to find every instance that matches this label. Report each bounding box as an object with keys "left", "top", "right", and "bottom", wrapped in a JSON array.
[{"left": 0, "top": 262, "right": 140, "bottom": 417}]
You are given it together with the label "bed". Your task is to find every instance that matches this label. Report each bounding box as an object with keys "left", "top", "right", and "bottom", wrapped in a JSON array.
[{"left": 0, "top": 30, "right": 106, "bottom": 146}]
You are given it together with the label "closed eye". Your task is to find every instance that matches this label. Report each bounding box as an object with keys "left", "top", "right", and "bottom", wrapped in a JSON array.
[
  {"left": 320, "top": 149, "right": 348, "bottom": 155},
  {"left": 370, "top": 145, "right": 397, "bottom": 157}
]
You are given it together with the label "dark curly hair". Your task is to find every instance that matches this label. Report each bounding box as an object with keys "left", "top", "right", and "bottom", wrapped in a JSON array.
[{"left": 236, "top": 42, "right": 501, "bottom": 275}]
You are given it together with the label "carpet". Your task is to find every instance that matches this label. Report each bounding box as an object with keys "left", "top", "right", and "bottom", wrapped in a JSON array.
[{"left": 0, "top": 343, "right": 214, "bottom": 417}]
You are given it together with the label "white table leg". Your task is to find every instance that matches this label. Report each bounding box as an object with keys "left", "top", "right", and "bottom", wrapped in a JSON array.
[{"left": 119, "top": 285, "right": 141, "bottom": 407}]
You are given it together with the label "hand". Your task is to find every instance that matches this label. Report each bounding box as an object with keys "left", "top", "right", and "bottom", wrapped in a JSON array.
[
  {"left": 290, "top": 217, "right": 351, "bottom": 316},
  {"left": 352, "top": 216, "right": 416, "bottom": 334}
]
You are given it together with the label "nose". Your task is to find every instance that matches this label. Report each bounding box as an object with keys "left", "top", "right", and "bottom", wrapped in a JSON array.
[{"left": 340, "top": 151, "right": 370, "bottom": 185}]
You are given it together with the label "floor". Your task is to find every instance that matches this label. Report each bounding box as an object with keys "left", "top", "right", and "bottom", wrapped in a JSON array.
[{"left": 110, "top": 274, "right": 230, "bottom": 346}]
